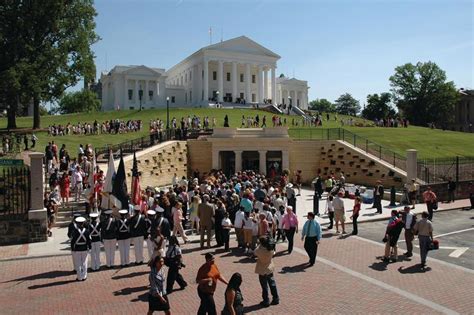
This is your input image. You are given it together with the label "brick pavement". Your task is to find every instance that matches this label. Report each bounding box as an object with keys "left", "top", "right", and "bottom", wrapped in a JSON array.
[{"left": 2, "top": 233, "right": 473, "bottom": 314}]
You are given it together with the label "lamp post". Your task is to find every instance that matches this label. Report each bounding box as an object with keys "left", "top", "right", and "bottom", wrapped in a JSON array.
[
  {"left": 216, "top": 90, "right": 219, "bottom": 107},
  {"left": 139, "top": 85, "right": 143, "bottom": 111},
  {"left": 166, "top": 96, "right": 170, "bottom": 130}
]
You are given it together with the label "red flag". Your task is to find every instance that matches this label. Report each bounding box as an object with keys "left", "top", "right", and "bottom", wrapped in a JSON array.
[{"left": 131, "top": 152, "right": 141, "bottom": 206}]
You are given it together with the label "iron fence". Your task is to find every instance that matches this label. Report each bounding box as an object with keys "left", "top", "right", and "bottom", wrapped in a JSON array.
[
  {"left": 417, "top": 156, "right": 474, "bottom": 183},
  {"left": 0, "top": 167, "right": 31, "bottom": 219}
]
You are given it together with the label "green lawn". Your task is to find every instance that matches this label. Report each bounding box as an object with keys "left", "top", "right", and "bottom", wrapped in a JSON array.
[{"left": 1, "top": 108, "right": 473, "bottom": 160}]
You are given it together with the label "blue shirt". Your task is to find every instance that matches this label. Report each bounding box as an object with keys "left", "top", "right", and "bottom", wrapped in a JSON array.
[
  {"left": 240, "top": 198, "right": 253, "bottom": 213},
  {"left": 302, "top": 219, "right": 322, "bottom": 240}
]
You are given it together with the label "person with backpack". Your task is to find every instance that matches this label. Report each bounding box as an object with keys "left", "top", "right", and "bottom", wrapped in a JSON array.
[
  {"left": 382, "top": 210, "right": 404, "bottom": 263},
  {"left": 401, "top": 206, "right": 417, "bottom": 258},
  {"left": 165, "top": 236, "right": 187, "bottom": 293}
]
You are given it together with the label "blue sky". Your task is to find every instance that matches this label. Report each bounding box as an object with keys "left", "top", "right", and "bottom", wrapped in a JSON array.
[{"left": 91, "top": 0, "right": 473, "bottom": 104}]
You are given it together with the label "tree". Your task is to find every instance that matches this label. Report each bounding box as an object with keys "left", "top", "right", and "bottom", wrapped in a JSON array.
[
  {"left": 389, "top": 61, "right": 458, "bottom": 126},
  {"left": 361, "top": 93, "right": 396, "bottom": 120},
  {"left": 58, "top": 90, "right": 101, "bottom": 114},
  {"left": 309, "top": 98, "right": 335, "bottom": 112},
  {"left": 334, "top": 93, "right": 361, "bottom": 116},
  {"left": 0, "top": 1, "right": 99, "bottom": 129}
]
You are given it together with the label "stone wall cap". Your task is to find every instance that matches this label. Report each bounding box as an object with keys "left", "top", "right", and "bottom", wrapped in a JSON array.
[{"left": 29, "top": 152, "right": 45, "bottom": 158}]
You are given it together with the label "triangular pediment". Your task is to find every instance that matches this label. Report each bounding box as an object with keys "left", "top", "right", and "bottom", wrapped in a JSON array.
[
  {"left": 123, "top": 65, "right": 163, "bottom": 76},
  {"left": 204, "top": 36, "right": 280, "bottom": 59}
]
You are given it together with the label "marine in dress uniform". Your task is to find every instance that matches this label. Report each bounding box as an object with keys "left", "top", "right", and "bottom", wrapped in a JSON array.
[
  {"left": 71, "top": 217, "right": 91, "bottom": 281},
  {"left": 145, "top": 210, "right": 156, "bottom": 261},
  {"left": 88, "top": 212, "right": 102, "bottom": 271},
  {"left": 130, "top": 205, "right": 147, "bottom": 264},
  {"left": 67, "top": 212, "right": 82, "bottom": 272},
  {"left": 117, "top": 209, "right": 131, "bottom": 267},
  {"left": 101, "top": 209, "right": 117, "bottom": 268}
]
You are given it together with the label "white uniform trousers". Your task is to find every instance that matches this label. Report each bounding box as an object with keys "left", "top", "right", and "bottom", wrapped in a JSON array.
[
  {"left": 73, "top": 250, "right": 88, "bottom": 280},
  {"left": 103, "top": 239, "right": 116, "bottom": 267},
  {"left": 146, "top": 238, "right": 154, "bottom": 261},
  {"left": 132, "top": 236, "right": 144, "bottom": 263},
  {"left": 71, "top": 250, "right": 78, "bottom": 271},
  {"left": 118, "top": 238, "right": 130, "bottom": 266},
  {"left": 90, "top": 241, "right": 101, "bottom": 270}
]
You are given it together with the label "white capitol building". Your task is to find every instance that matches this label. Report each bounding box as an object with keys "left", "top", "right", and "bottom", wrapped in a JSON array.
[{"left": 100, "top": 36, "right": 309, "bottom": 111}]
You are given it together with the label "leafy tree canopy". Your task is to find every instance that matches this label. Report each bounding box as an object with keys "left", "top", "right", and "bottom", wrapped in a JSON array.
[
  {"left": 309, "top": 98, "right": 335, "bottom": 113},
  {"left": 389, "top": 61, "right": 458, "bottom": 126},
  {"left": 57, "top": 90, "right": 101, "bottom": 114},
  {"left": 0, "top": 0, "right": 99, "bottom": 129},
  {"left": 361, "top": 93, "right": 396, "bottom": 120},
  {"left": 334, "top": 93, "right": 361, "bottom": 116}
]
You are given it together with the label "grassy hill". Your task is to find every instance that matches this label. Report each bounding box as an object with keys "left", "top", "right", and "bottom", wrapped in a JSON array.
[{"left": 1, "top": 108, "right": 473, "bottom": 160}]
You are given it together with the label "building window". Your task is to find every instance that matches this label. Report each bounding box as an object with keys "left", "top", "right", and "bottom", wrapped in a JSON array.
[
  {"left": 240, "top": 74, "right": 244, "bottom": 82},
  {"left": 202, "top": 70, "right": 204, "bottom": 79},
  {"left": 149, "top": 91, "right": 153, "bottom": 101},
  {"left": 240, "top": 92, "right": 244, "bottom": 99},
  {"left": 213, "top": 71, "right": 217, "bottom": 80},
  {"left": 190, "top": 71, "right": 192, "bottom": 80},
  {"left": 202, "top": 90, "right": 204, "bottom": 101},
  {"left": 171, "top": 96, "right": 175, "bottom": 103},
  {"left": 185, "top": 93, "right": 187, "bottom": 103},
  {"left": 227, "top": 72, "right": 231, "bottom": 81},
  {"left": 128, "top": 89, "right": 133, "bottom": 100},
  {"left": 252, "top": 75, "right": 256, "bottom": 84},
  {"left": 252, "top": 94, "right": 256, "bottom": 102},
  {"left": 190, "top": 91, "right": 192, "bottom": 102},
  {"left": 185, "top": 73, "right": 187, "bottom": 83},
  {"left": 297, "top": 99, "right": 300, "bottom": 106}
]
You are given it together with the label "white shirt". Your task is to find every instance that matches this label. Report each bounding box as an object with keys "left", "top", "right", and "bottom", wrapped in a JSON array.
[
  {"left": 234, "top": 210, "right": 245, "bottom": 228},
  {"left": 405, "top": 212, "right": 413, "bottom": 229}
]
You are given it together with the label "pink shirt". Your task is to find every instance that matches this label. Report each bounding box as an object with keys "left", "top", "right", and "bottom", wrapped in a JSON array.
[
  {"left": 173, "top": 208, "right": 183, "bottom": 224},
  {"left": 281, "top": 212, "right": 298, "bottom": 229}
]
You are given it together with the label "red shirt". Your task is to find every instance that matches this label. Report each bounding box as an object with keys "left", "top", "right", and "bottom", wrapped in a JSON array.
[{"left": 353, "top": 203, "right": 361, "bottom": 216}]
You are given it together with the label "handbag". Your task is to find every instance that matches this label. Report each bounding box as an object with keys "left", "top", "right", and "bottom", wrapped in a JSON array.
[
  {"left": 428, "top": 239, "right": 439, "bottom": 250},
  {"left": 432, "top": 200, "right": 438, "bottom": 210}
]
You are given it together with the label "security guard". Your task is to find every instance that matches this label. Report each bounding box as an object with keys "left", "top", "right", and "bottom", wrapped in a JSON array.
[
  {"left": 88, "top": 212, "right": 102, "bottom": 271},
  {"left": 130, "top": 205, "right": 147, "bottom": 265},
  {"left": 145, "top": 209, "right": 156, "bottom": 261},
  {"left": 71, "top": 216, "right": 91, "bottom": 281},
  {"left": 117, "top": 209, "right": 131, "bottom": 267},
  {"left": 101, "top": 209, "right": 117, "bottom": 268}
]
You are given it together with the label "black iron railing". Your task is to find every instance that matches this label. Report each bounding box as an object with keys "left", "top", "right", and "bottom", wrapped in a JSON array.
[{"left": 0, "top": 167, "right": 31, "bottom": 218}]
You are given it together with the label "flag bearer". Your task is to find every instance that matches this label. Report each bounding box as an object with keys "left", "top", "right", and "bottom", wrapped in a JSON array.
[
  {"left": 88, "top": 212, "right": 102, "bottom": 271},
  {"left": 117, "top": 209, "right": 131, "bottom": 267},
  {"left": 101, "top": 209, "right": 117, "bottom": 268},
  {"left": 71, "top": 216, "right": 91, "bottom": 281},
  {"left": 130, "top": 205, "right": 147, "bottom": 264}
]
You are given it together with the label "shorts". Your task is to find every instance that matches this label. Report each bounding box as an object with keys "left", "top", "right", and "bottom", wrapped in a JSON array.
[
  {"left": 148, "top": 294, "right": 170, "bottom": 312},
  {"left": 243, "top": 229, "right": 253, "bottom": 245},
  {"left": 334, "top": 211, "right": 345, "bottom": 223},
  {"left": 48, "top": 214, "right": 56, "bottom": 225}
]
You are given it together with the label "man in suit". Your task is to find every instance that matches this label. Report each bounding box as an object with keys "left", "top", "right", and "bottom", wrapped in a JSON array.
[
  {"left": 373, "top": 181, "right": 384, "bottom": 214},
  {"left": 401, "top": 206, "right": 417, "bottom": 258},
  {"left": 197, "top": 194, "right": 215, "bottom": 249}
]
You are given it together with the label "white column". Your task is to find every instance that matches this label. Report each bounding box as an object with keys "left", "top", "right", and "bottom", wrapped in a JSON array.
[
  {"left": 235, "top": 150, "right": 243, "bottom": 172},
  {"left": 245, "top": 63, "right": 251, "bottom": 102},
  {"left": 257, "top": 65, "right": 263, "bottom": 104},
  {"left": 217, "top": 60, "right": 223, "bottom": 102},
  {"left": 259, "top": 150, "right": 267, "bottom": 175},
  {"left": 406, "top": 150, "right": 417, "bottom": 184},
  {"left": 282, "top": 150, "right": 290, "bottom": 172},
  {"left": 145, "top": 80, "right": 149, "bottom": 106},
  {"left": 197, "top": 63, "right": 203, "bottom": 101},
  {"left": 294, "top": 91, "right": 298, "bottom": 107},
  {"left": 203, "top": 59, "right": 209, "bottom": 103},
  {"left": 271, "top": 66, "right": 276, "bottom": 104},
  {"left": 135, "top": 79, "right": 139, "bottom": 105},
  {"left": 155, "top": 82, "right": 159, "bottom": 105},
  {"left": 263, "top": 68, "right": 268, "bottom": 100},
  {"left": 123, "top": 76, "right": 128, "bottom": 109},
  {"left": 212, "top": 149, "right": 219, "bottom": 170},
  {"left": 232, "top": 62, "right": 238, "bottom": 102}
]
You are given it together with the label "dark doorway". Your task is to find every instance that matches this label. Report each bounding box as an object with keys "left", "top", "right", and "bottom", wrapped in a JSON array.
[
  {"left": 242, "top": 151, "right": 259, "bottom": 172},
  {"left": 267, "top": 151, "right": 282, "bottom": 178},
  {"left": 219, "top": 151, "right": 235, "bottom": 177}
]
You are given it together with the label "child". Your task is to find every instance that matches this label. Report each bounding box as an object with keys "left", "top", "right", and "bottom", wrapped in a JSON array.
[
  {"left": 326, "top": 195, "right": 335, "bottom": 230},
  {"left": 350, "top": 197, "right": 361, "bottom": 235},
  {"left": 221, "top": 212, "right": 232, "bottom": 252}
]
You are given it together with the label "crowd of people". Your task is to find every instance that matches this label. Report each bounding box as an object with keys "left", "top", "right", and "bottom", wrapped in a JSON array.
[
  {"left": 373, "top": 117, "right": 409, "bottom": 128},
  {"left": 1, "top": 133, "right": 37, "bottom": 153},
  {"left": 47, "top": 119, "right": 143, "bottom": 137}
]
